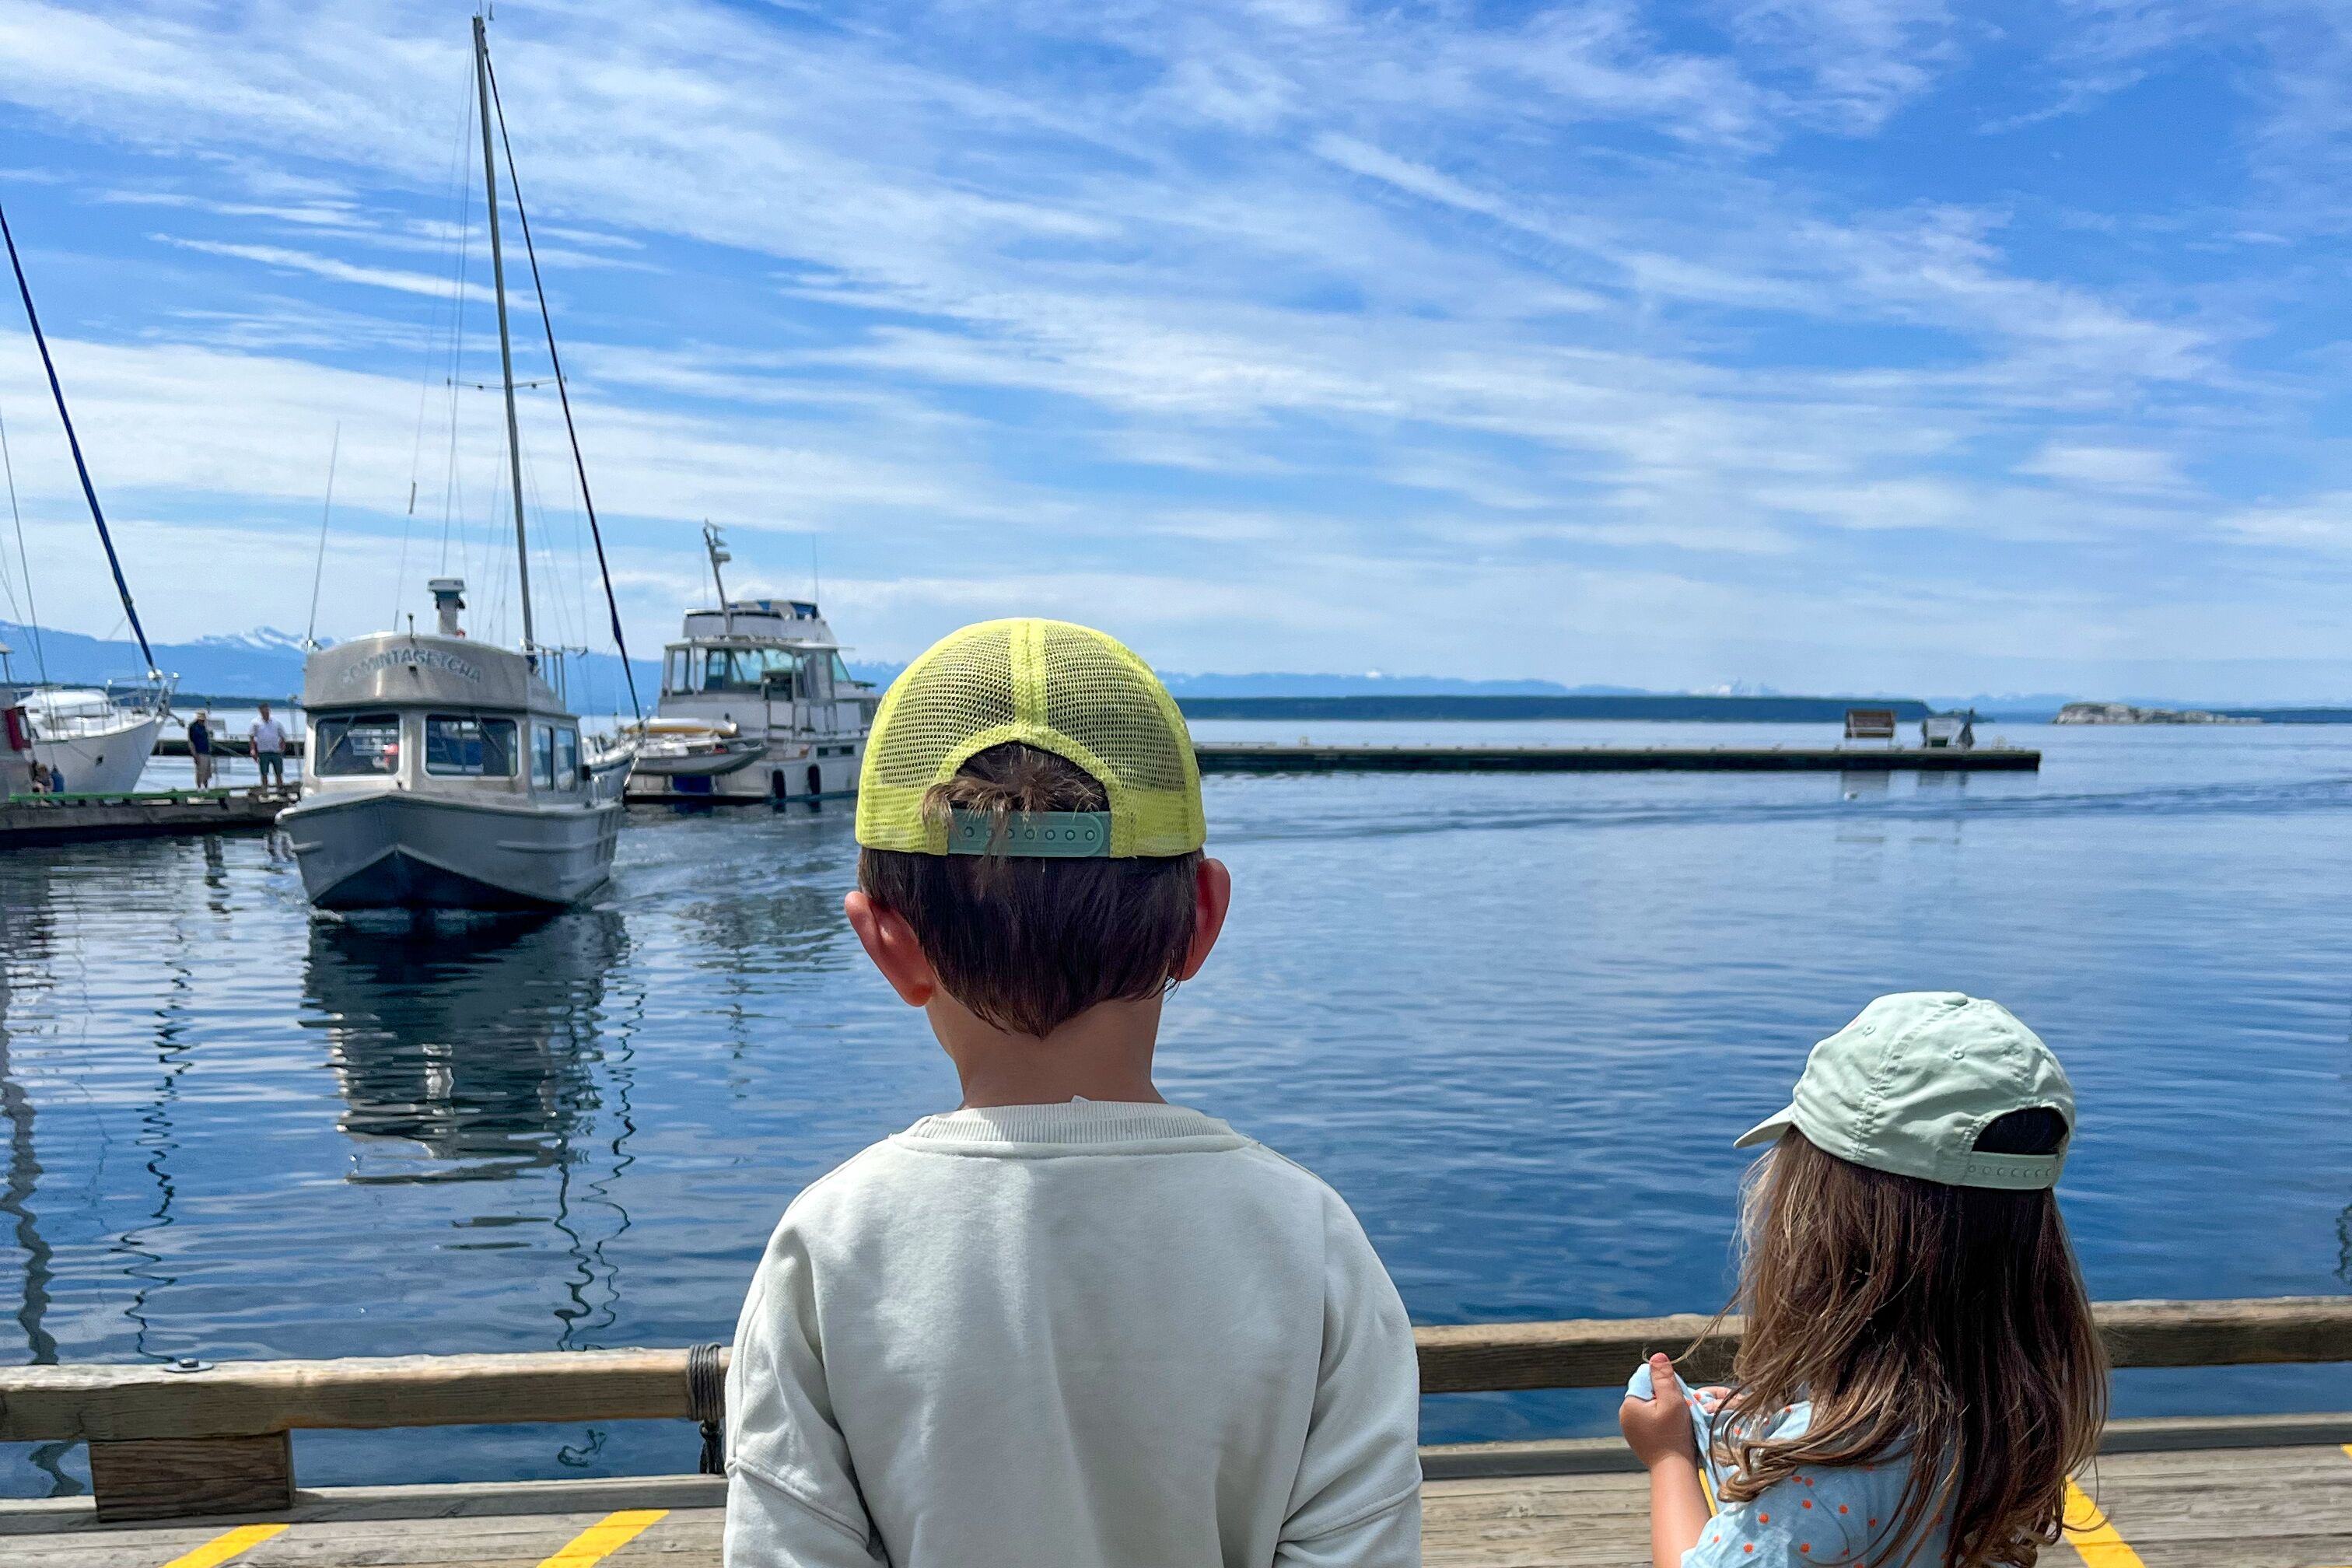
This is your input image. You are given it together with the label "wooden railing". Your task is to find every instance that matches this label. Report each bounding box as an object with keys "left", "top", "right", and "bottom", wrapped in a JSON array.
[{"left": 6, "top": 1296, "right": 2349, "bottom": 1523}]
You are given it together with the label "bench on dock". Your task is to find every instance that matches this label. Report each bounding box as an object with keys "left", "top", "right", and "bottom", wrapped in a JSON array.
[
  {"left": 4, "top": 1295, "right": 2350, "bottom": 1568},
  {"left": 1843, "top": 707, "right": 1899, "bottom": 741}
]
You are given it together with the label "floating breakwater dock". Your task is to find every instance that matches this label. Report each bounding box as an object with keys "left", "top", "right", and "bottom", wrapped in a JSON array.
[
  {"left": 7, "top": 1296, "right": 2348, "bottom": 1566},
  {"left": 1193, "top": 742, "right": 2041, "bottom": 773},
  {"left": 0, "top": 788, "right": 288, "bottom": 845}
]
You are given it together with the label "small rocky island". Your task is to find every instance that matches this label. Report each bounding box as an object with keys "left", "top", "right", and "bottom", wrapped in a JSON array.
[{"left": 2054, "top": 702, "right": 2257, "bottom": 725}]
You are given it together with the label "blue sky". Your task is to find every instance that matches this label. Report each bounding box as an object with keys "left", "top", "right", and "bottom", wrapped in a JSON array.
[{"left": 0, "top": 1, "right": 2344, "bottom": 698}]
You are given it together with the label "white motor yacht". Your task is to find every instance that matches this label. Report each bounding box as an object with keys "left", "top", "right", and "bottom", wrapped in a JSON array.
[
  {"left": 18, "top": 684, "right": 169, "bottom": 796},
  {"left": 282, "top": 580, "right": 620, "bottom": 911},
  {"left": 625, "top": 525, "right": 875, "bottom": 803}
]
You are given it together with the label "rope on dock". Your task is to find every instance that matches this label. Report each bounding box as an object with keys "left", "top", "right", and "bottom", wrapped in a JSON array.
[{"left": 687, "top": 1342, "right": 725, "bottom": 1476}]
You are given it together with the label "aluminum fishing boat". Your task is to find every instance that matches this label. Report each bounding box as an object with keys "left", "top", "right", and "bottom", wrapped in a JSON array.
[
  {"left": 624, "top": 525, "right": 874, "bottom": 803},
  {"left": 283, "top": 582, "right": 620, "bottom": 910}
]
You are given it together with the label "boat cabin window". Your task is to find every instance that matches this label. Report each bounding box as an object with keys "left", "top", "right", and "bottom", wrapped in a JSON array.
[
  {"left": 532, "top": 723, "right": 582, "bottom": 791},
  {"left": 313, "top": 712, "right": 402, "bottom": 776},
  {"left": 424, "top": 715, "right": 519, "bottom": 777},
  {"left": 663, "top": 644, "right": 807, "bottom": 695},
  {"left": 698, "top": 646, "right": 800, "bottom": 694}
]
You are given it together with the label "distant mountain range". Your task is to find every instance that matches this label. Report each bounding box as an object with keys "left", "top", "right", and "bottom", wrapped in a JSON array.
[
  {"left": 0, "top": 620, "right": 660, "bottom": 709},
  {"left": 4, "top": 622, "right": 2344, "bottom": 721}
]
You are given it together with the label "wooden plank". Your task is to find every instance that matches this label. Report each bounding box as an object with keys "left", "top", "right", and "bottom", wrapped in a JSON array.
[
  {"left": 1418, "top": 1313, "right": 1731, "bottom": 1394},
  {"left": 1416, "top": 1296, "right": 2352, "bottom": 1395},
  {"left": 1419, "top": 1412, "right": 2352, "bottom": 1480},
  {"left": 0, "top": 1349, "right": 702, "bottom": 1443},
  {"left": 4, "top": 1297, "right": 2347, "bottom": 1444},
  {"left": 87, "top": 1433, "right": 292, "bottom": 1523}
]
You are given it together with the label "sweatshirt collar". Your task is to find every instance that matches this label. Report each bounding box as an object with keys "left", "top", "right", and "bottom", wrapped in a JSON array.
[{"left": 894, "top": 1097, "right": 1246, "bottom": 1156}]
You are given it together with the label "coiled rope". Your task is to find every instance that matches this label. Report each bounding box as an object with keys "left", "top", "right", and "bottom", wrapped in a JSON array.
[{"left": 688, "top": 1342, "right": 726, "bottom": 1477}]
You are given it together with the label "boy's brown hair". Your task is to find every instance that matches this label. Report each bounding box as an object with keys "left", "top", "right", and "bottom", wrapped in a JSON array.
[{"left": 856, "top": 742, "right": 1201, "bottom": 1037}]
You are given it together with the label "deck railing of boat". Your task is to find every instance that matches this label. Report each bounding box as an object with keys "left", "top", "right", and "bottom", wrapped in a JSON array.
[{"left": 5, "top": 1294, "right": 2350, "bottom": 1522}]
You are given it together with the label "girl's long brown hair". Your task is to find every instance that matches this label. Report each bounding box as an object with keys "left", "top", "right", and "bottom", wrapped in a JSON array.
[{"left": 1710, "top": 1123, "right": 2107, "bottom": 1567}]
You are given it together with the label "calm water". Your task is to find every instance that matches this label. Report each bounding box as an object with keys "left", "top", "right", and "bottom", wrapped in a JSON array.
[{"left": 2, "top": 720, "right": 2348, "bottom": 1495}]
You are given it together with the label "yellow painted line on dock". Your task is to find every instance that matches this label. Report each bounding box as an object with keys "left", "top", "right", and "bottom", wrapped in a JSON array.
[
  {"left": 2063, "top": 1478, "right": 2147, "bottom": 1568},
  {"left": 537, "top": 1509, "right": 671, "bottom": 1568},
  {"left": 159, "top": 1524, "right": 289, "bottom": 1568}
]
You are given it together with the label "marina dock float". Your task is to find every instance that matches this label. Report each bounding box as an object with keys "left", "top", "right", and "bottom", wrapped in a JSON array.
[
  {"left": 5, "top": 1296, "right": 2346, "bottom": 1565},
  {"left": 0, "top": 787, "right": 288, "bottom": 846},
  {"left": 1192, "top": 742, "right": 2041, "bottom": 773}
]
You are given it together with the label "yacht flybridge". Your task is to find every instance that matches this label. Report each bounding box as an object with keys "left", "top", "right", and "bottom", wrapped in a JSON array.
[
  {"left": 282, "top": 18, "right": 632, "bottom": 911},
  {"left": 624, "top": 524, "right": 875, "bottom": 803}
]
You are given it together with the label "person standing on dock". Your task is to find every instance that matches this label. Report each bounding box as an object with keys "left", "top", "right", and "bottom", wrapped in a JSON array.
[
  {"left": 188, "top": 709, "right": 214, "bottom": 788},
  {"left": 725, "top": 619, "right": 1424, "bottom": 1568},
  {"left": 1618, "top": 993, "right": 2106, "bottom": 1568},
  {"left": 250, "top": 702, "right": 286, "bottom": 789}
]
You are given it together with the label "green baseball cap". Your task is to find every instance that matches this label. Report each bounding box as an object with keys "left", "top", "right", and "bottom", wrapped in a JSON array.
[{"left": 1734, "top": 992, "right": 2074, "bottom": 1191}]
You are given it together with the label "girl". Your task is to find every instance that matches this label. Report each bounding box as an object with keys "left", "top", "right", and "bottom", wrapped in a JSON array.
[{"left": 1620, "top": 991, "right": 2108, "bottom": 1567}]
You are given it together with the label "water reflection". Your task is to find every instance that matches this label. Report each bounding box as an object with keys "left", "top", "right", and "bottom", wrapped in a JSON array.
[
  {"left": 0, "top": 863, "right": 75, "bottom": 1490},
  {"left": 303, "top": 912, "right": 628, "bottom": 1181}
]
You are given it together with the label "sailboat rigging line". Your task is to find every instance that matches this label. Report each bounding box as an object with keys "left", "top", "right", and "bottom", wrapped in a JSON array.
[
  {"left": 0, "top": 200, "right": 156, "bottom": 679},
  {"left": 471, "top": 15, "right": 536, "bottom": 667},
  {"left": 0, "top": 404, "right": 46, "bottom": 682},
  {"left": 304, "top": 423, "right": 341, "bottom": 649},
  {"left": 483, "top": 40, "right": 642, "bottom": 722}
]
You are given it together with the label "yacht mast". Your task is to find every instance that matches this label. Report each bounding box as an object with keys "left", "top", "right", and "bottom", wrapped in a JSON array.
[{"left": 472, "top": 14, "right": 535, "bottom": 661}]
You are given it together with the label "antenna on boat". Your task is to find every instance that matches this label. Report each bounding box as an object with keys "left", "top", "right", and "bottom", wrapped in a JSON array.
[
  {"left": 303, "top": 422, "right": 341, "bottom": 653},
  {"left": 481, "top": 32, "right": 642, "bottom": 723},
  {"left": 705, "top": 522, "right": 733, "bottom": 635},
  {"left": 472, "top": 12, "right": 535, "bottom": 671},
  {"left": 0, "top": 199, "right": 160, "bottom": 684}
]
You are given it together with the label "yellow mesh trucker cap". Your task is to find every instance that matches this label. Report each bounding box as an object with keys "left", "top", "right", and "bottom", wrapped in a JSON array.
[{"left": 856, "top": 618, "right": 1206, "bottom": 858}]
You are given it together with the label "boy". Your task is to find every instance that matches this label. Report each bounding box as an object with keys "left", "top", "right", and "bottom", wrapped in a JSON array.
[{"left": 725, "top": 618, "right": 1425, "bottom": 1567}]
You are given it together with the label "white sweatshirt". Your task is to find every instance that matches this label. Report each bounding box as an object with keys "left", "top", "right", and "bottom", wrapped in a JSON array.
[{"left": 723, "top": 1099, "right": 1424, "bottom": 1568}]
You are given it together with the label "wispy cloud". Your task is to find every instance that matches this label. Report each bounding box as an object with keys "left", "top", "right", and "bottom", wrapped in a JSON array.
[{"left": 0, "top": 0, "right": 2338, "bottom": 694}]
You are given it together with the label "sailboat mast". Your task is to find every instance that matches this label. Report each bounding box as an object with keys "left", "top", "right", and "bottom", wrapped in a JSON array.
[{"left": 472, "top": 14, "right": 534, "bottom": 660}]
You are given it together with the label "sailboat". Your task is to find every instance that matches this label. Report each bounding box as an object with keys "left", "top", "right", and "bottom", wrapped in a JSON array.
[
  {"left": 0, "top": 208, "right": 174, "bottom": 796},
  {"left": 282, "top": 17, "right": 631, "bottom": 911}
]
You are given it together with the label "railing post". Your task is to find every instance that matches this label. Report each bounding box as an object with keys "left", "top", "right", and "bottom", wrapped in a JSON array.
[{"left": 87, "top": 1432, "right": 293, "bottom": 1522}]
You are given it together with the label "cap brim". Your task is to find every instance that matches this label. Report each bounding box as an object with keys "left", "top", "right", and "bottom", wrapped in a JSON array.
[{"left": 1733, "top": 1104, "right": 1798, "bottom": 1149}]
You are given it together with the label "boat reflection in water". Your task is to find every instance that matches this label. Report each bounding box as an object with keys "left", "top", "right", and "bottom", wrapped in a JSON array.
[{"left": 302, "top": 910, "right": 628, "bottom": 1182}]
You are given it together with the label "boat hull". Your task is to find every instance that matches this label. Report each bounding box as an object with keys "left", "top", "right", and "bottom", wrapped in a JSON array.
[
  {"left": 282, "top": 789, "right": 619, "bottom": 912},
  {"left": 28, "top": 712, "right": 163, "bottom": 796}
]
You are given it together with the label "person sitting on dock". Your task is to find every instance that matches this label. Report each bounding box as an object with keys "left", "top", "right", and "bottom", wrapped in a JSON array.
[
  {"left": 188, "top": 708, "right": 214, "bottom": 788},
  {"left": 1619, "top": 992, "right": 2106, "bottom": 1568},
  {"left": 724, "top": 618, "right": 1424, "bottom": 1568},
  {"left": 250, "top": 702, "right": 286, "bottom": 789}
]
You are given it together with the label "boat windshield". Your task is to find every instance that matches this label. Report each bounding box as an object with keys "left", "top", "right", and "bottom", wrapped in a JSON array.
[
  {"left": 424, "top": 715, "right": 520, "bottom": 778},
  {"left": 314, "top": 712, "right": 402, "bottom": 776},
  {"left": 667, "top": 645, "right": 803, "bottom": 695}
]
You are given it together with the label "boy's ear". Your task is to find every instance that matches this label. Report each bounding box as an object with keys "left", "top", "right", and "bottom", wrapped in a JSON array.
[
  {"left": 845, "top": 890, "right": 938, "bottom": 1006},
  {"left": 1172, "top": 857, "right": 1232, "bottom": 984}
]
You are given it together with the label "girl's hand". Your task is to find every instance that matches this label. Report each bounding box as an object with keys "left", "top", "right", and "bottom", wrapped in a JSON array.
[{"left": 1619, "top": 1353, "right": 1701, "bottom": 1470}]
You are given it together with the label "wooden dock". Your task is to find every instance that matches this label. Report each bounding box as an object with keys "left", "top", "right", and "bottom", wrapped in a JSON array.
[
  {"left": 2, "top": 1297, "right": 2346, "bottom": 1565},
  {"left": 7, "top": 1433, "right": 2347, "bottom": 1566},
  {"left": 0, "top": 787, "right": 289, "bottom": 845},
  {"left": 1192, "top": 743, "right": 2041, "bottom": 774}
]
